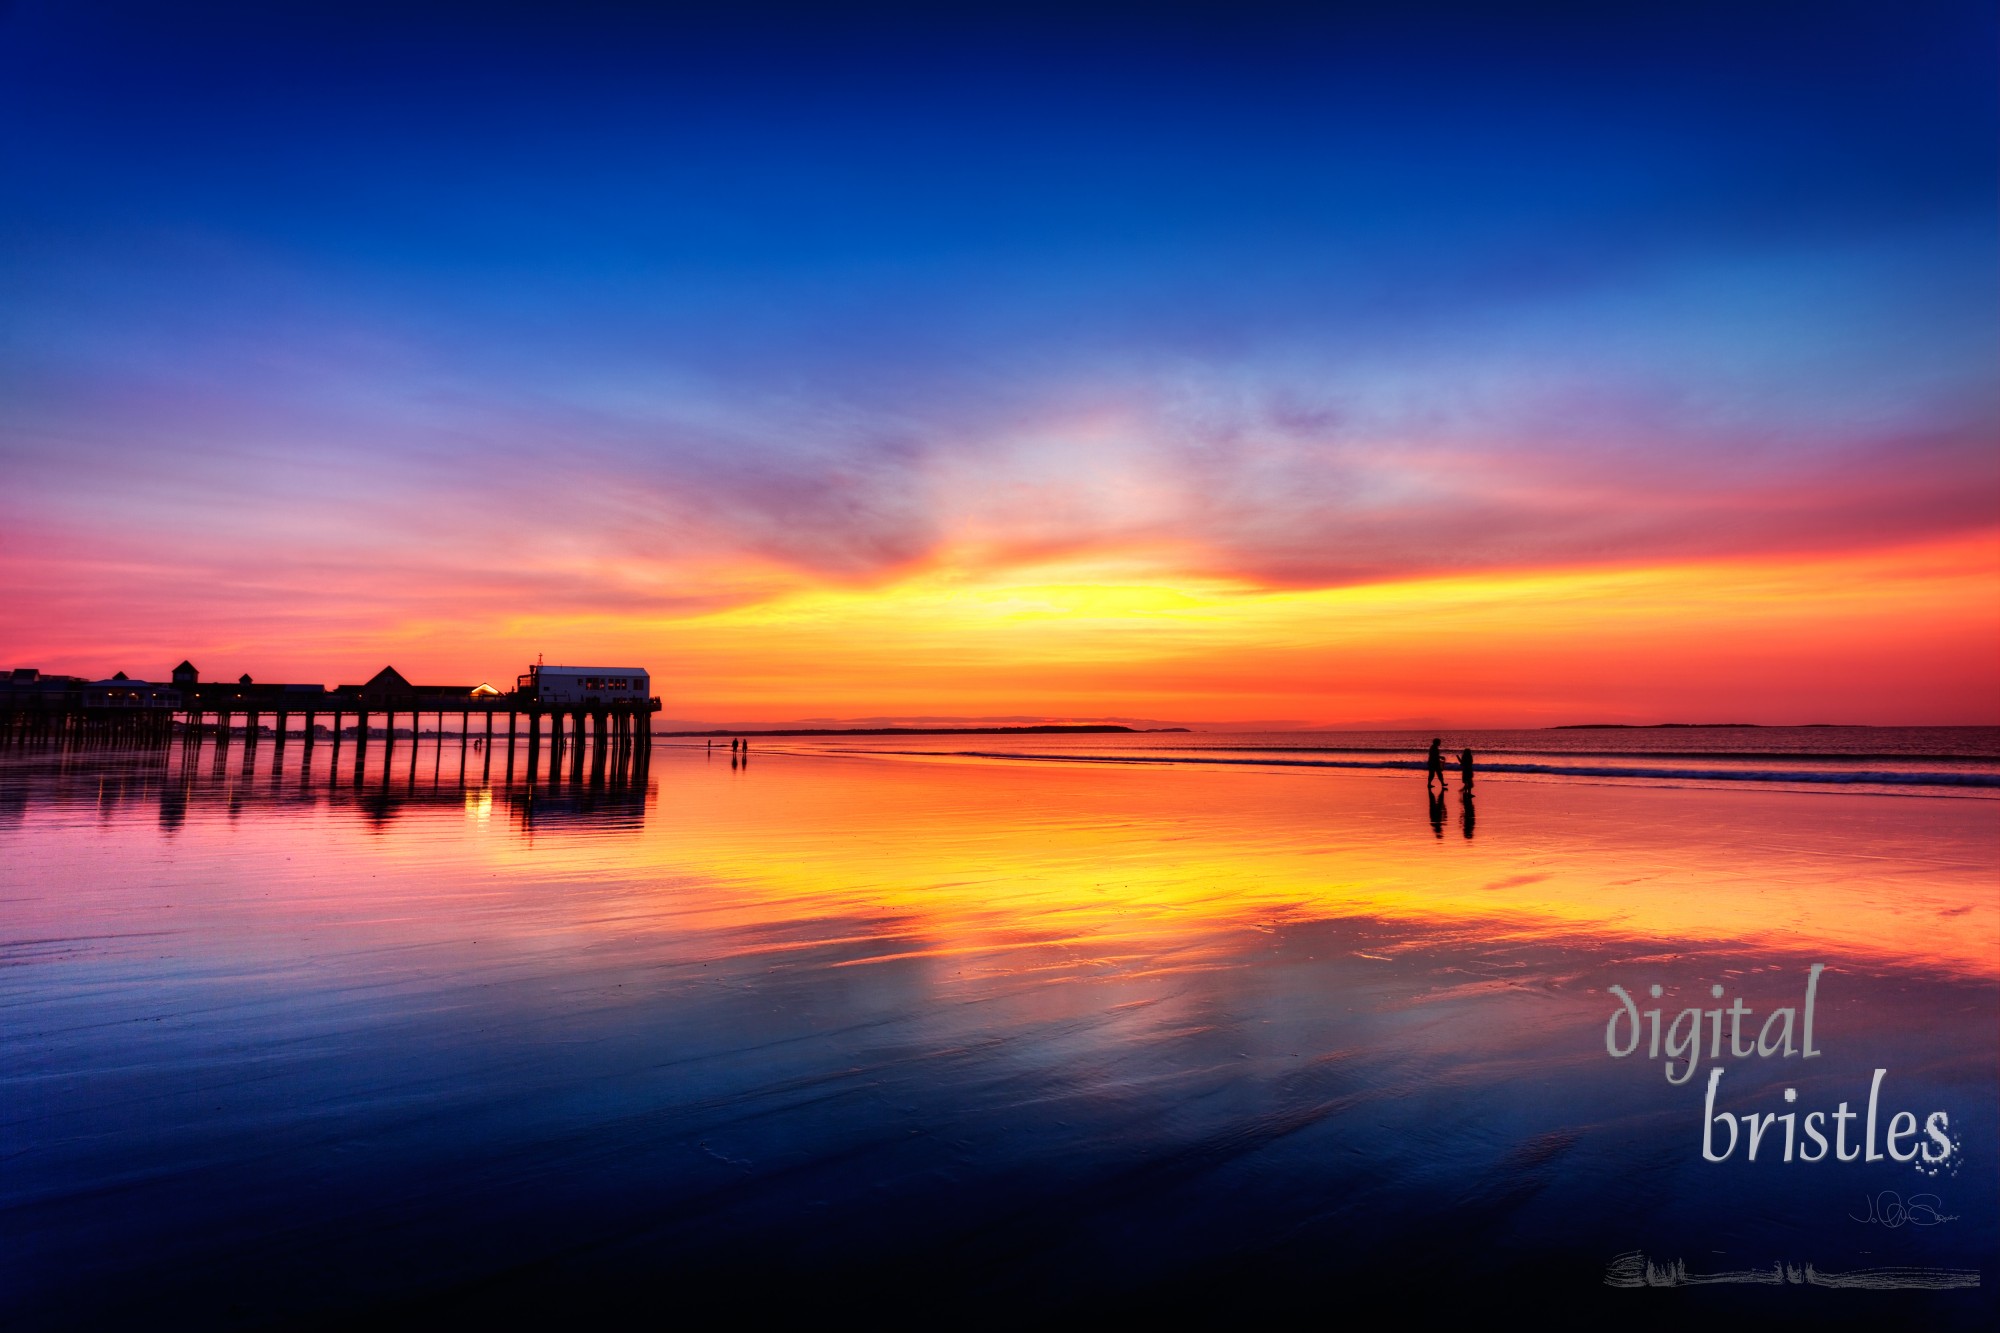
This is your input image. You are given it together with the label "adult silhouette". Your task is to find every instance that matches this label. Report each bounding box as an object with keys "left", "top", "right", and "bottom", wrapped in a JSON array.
[{"left": 1426, "top": 737, "right": 1447, "bottom": 789}]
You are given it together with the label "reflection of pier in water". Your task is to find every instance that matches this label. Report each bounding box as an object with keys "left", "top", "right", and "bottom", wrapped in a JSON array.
[{"left": 0, "top": 730, "right": 652, "bottom": 834}]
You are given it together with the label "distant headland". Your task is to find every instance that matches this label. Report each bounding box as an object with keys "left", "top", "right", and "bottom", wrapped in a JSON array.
[{"left": 1551, "top": 722, "right": 1843, "bottom": 730}]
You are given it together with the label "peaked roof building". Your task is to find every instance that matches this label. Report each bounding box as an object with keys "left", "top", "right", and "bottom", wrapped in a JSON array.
[{"left": 364, "top": 665, "right": 414, "bottom": 694}]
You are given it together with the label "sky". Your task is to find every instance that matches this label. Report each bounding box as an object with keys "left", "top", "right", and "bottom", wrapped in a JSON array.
[{"left": 2, "top": 2, "right": 1995, "bottom": 726}]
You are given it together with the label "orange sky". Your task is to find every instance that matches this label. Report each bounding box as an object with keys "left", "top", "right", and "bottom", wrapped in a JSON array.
[{"left": 7, "top": 529, "right": 1995, "bottom": 727}]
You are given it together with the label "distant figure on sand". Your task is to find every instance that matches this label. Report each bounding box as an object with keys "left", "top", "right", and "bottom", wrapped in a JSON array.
[
  {"left": 1458, "top": 747, "right": 1474, "bottom": 789},
  {"left": 1426, "top": 738, "right": 1446, "bottom": 789}
]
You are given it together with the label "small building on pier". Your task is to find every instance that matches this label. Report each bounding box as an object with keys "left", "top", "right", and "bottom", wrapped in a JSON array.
[
  {"left": 331, "top": 666, "right": 478, "bottom": 707},
  {"left": 83, "top": 674, "right": 181, "bottom": 709},
  {"left": 1, "top": 669, "right": 87, "bottom": 709},
  {"left": 515, "top": 665, "right": 650, "bottom": 707}
]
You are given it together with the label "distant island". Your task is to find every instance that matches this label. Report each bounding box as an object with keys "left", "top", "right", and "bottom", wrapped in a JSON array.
[
  {"left": 662, "top": 725, "right": 1188, "bottom": 737},
  {"left": 1551, "top": 722, "right": 1842, "bottom": 730}
]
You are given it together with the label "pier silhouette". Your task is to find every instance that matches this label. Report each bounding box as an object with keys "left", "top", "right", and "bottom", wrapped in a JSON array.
[{"left": 2, "top": 660, "right": 659, "bottom": 790}]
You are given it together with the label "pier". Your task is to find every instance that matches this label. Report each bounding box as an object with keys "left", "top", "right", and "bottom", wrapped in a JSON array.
[{"left": 1, "top": 661, "right": 659, "bottom": 786}]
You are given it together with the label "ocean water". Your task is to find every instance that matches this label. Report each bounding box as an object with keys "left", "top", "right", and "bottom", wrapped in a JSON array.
[{"left": 1, "top": 729, "right": 1995, "bottom": 1327}]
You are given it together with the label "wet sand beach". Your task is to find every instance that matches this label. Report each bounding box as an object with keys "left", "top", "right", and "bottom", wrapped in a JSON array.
[{"left": 2, "top": 735, "right": 1995, "bottom": 1327}]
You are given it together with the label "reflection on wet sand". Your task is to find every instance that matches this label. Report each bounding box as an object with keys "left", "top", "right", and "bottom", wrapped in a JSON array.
[
  {"left": 0, "top": 740, "right": 1993, "bottom": 1327},
  {"left": 0, "top": 733, "right": 651, "bottom": 835}
]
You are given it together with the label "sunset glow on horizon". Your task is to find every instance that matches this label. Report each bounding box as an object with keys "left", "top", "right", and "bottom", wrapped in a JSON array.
[
  {"left": 7, "top": 527, "right": 1992, "bottom": 728},
  {"left": 3, "top": 5, "right": 1995, "bottom": 725}
]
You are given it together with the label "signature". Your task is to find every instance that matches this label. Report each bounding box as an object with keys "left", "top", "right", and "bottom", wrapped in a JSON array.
[
  {"left": 1606, "top": 1250, "right": 1980, "bottom": 1290},
  {"left": 1851, "top": 1191, "right": 1958, "bottom": 1228}
]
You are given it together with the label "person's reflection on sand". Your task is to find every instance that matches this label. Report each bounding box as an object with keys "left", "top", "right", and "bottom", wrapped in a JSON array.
[
  {"left": 1428, "top": 787, "right": 1447, "bottom": 838},
  {"left": 159, "top": 785, "right": 187, "bottom": 833},
  {"left": 1460, "top": 789, "right": 1476, "bottom": 840}
]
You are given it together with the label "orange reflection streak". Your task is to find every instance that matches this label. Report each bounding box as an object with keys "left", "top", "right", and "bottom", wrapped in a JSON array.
[{"left": 459, "top": 750, "right": 1997, "bottom": 980}]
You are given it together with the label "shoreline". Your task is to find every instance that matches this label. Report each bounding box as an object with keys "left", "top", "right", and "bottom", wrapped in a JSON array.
[{"left": 739, "top": 741, "right": 2000, "bottom": 799}]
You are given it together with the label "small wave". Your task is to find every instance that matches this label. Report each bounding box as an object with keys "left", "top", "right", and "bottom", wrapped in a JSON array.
[{"left": 920, "top": 750, "right": 2000, "bottom": 788}]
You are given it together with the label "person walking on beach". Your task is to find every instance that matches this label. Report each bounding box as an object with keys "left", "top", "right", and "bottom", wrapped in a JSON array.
[
  {"left": 1458, "top": 747, "right": 1475, "bottom": 790},
  {"left": 1426, "top": 737, "right": 1446, "bottom": 789}
]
